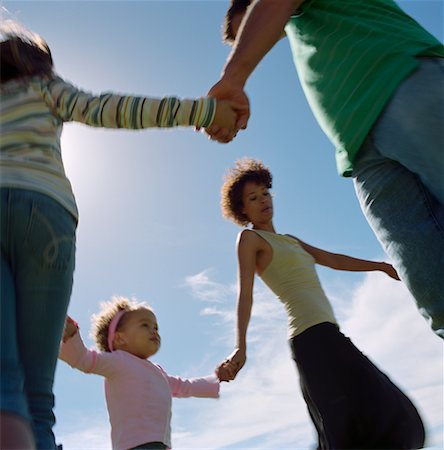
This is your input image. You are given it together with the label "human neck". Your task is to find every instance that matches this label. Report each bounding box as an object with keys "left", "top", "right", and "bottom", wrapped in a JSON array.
[{"left": 252, "top": 222, "right": 275, "bottom": 233}]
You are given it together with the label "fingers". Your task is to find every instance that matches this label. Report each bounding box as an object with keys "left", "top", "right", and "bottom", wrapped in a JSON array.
[
  {"left": 216, "top": 364, "right": 232, "bottom": 382},
  {"left": 216, "top": 359, "right": 241, "bottom": 382},
  {"left": 204, "top": 125, "right": 238, "bottom": 144}
]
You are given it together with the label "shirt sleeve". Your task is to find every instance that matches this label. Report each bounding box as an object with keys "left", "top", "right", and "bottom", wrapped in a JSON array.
[
  {"left": 162, "top": 370, "right": 220, "bottom": 399},
  {"left": 42, "top": 76, "right": 216, "bottom": 129},
  {"left": 59, "top": 331, "right": 120, "bottom": 378}
]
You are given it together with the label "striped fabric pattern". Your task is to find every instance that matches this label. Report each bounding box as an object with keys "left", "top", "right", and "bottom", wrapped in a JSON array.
[
  {"left": 284, "top": 0, "right": 444, "bottom": 176},
  {"left": 0, "top": 76, "right": 217, "bottom": 219}
]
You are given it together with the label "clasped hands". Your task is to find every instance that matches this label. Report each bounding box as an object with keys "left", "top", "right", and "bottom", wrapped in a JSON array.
[
  {"left": 198, "top": 79, "right": 250, "bottom": 144},
  {"left": 216, "top": 348, "right": 246, "bottom": 382}
]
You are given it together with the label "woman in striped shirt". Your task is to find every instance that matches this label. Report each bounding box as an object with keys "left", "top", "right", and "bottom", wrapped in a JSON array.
[{"left": 0, "top": 22, "right": 241, "bottom": 450}]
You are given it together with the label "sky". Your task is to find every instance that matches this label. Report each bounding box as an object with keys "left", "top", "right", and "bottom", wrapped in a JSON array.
[{"left": 2, "top": 1, "right": 443, "bottom": 449}]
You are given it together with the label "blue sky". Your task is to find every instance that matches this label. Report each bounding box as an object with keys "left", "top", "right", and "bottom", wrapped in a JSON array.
[{"left": 2, "top": 1, "right": 443, "bottom": 449}]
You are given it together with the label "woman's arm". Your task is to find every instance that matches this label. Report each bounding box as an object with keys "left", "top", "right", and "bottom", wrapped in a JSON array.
[
  {"left": 220, "top": 230, "right": 260, "bottom": 379},
  {"left": 290, "top": 235, "right": 400, "bottom": 280},
  {"left": 43, "top": 77, "right": 220, "bottom": 129}
]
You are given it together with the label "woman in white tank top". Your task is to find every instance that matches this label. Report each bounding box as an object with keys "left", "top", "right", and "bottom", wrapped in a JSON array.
[{"left": 216, "top": 158, "right": 424, "bottom": 450}]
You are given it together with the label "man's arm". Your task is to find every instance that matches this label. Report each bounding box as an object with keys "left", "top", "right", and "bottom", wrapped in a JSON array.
[
  {"left": 206, "top": 0, "right": 302, "bottom": 141},
  {"left": 223, "top": 0, "right": 302, "bottom": 92}
]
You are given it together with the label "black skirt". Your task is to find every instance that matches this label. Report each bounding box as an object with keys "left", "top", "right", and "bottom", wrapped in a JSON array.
[{"left": 290, "top": 322, "right": 425, "bottom": 450}]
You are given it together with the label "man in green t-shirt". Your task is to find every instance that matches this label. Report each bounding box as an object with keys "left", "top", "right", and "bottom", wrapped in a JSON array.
[{"left": 207, "top": 0, "right": 444, "bottom": 339}]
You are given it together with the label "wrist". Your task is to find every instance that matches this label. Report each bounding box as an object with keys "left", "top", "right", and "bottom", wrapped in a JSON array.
[
  {"left": 235, "top": 343, "right": 247, "bottom": 353},
  {"left": 378, "top": 262, "right": 388, "bottom": 271},
  {"left": 220, "top": 65, "right": 248, "bottom": 90}
]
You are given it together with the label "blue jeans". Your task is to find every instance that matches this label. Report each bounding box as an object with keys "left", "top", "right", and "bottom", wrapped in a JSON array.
[
  {"left": 352, "top": 57, "right": 444, "bottom": 338},
  {"left": 1, "top": 188, "right": 77, "bottom": 449}
]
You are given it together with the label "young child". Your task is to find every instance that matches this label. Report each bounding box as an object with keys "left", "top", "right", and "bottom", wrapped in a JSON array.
[
  {"left": 0, "top": 18, "right": 241, "bottom": 449},
  {"left": 60, "top": 297, "right": 224, "bottom": 450}
]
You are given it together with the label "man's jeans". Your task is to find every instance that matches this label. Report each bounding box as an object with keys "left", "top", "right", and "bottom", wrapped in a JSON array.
[
  {"left": 1, "top": 188, "right": 76, "bottom": 448},
  {"left": 353, "top": 57, "right": 444, "bottom": 338}
]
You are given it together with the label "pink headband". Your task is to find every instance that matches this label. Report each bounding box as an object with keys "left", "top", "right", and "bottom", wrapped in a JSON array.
[{"left": 107, "top": 310, "right": 126, "bottom": 351}]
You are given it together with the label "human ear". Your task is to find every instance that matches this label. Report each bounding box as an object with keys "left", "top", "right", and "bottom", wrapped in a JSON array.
[{"left": 114, "top": 331, "right": 126, "bottom": 348}]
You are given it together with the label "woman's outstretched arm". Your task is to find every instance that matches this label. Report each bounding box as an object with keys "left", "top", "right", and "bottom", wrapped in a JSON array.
[{"left": 289, "top": 235, "right": 400, "bottom": 280}]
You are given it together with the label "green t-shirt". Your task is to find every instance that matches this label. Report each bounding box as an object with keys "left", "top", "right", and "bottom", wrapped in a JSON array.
[{"left": 284, "top": 0, "right": 444, "bottom": 176}]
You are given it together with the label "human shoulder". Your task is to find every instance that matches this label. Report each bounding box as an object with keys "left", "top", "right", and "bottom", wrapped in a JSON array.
[
  {"left": 284, "top": 233, "right": 299, "bottom": 242},
  {"left": 236, "top": 228, "right": 261, "bottom": 246},
  {"left": 236, "top": 229, "right": 268, "bottom": 258}
]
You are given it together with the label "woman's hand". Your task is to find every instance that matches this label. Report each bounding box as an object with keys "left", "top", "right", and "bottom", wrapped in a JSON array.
[
  {"left": 216, "top": 348, "right": 247, "bottom": 382},
  {"left": 380, "top": 262, "right": 400, "bottom": 281}
]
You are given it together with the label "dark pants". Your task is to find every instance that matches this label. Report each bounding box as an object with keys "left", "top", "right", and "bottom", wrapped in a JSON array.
[
  {"left": 290, "top": 323, "right": 425, "bottom": 449},
  {"left": 130, "top": 442, "right": 167, "bottom": 450}
]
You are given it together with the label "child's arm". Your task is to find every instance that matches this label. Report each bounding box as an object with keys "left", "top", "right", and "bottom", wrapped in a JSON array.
[
  {"left": 59, "top": 316, "right": 118, "bottom": 377},
  {"left": 288, "top": 235, "right": 400, "bottom": 280},
  {"left": 157, "top": 366, "right": 219, "bottom": 399},
  {"left": 42, "top": 76, "right": 236, "bottom": 131}
]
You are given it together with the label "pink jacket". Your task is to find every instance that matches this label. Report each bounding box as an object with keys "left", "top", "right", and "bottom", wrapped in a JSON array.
[{"left": 59, "top": 333, "right": 219, "bottom": 450}]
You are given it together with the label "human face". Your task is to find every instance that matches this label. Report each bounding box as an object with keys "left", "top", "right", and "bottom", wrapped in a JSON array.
[
  {"left": 115, "top": 309, "right": 161, "bottom": 359},
  {"left": 241, "top": 181, "right": 273, "bottom": 227}
]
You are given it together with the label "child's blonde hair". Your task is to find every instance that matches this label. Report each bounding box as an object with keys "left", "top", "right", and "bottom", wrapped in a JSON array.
[{"left": 91, "top": 296, "right": 153, "bottom": 352}]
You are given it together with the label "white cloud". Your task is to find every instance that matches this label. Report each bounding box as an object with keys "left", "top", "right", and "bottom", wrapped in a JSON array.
[
  {"left": 56, "top": 416, "right": 111, "bottom": 449},
  {"left": 184, "top": 269, "right": 236, "bottom": 303}
]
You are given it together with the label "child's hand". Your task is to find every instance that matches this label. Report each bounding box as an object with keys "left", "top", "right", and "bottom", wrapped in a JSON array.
[{"left": 62, "top": 316, "right": 79, "bottom": 343}]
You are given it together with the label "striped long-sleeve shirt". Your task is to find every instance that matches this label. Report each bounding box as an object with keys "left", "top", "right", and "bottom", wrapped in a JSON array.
[{"left": 0, "top": 75, "right": 216, "bottom": 219}]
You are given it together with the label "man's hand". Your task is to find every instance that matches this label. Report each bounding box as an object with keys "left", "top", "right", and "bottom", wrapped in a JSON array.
[{"left": 205, "top": 77, "right": 250, "bottom": 143}]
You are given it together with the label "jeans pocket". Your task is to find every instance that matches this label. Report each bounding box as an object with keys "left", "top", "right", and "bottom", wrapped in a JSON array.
[{"left": 25, "top": 196, "right": 76, "bottom": 272}]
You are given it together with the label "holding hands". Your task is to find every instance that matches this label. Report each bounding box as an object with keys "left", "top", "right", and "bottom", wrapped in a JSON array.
[
  {"left": 201, "top": 78, "right": 250, "bottom": 144},
  {"left": 206, "top": 79, "right": 250, "bottom": 143},
  {"left": 62, "top": 316, "right": 79, "bottom": 343},
  {"left": 216, "top": 348, "right": 247, "bottom": 382}
]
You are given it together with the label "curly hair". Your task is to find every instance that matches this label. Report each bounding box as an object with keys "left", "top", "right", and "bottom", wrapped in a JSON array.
[
  {"left": 91, "top": 296, "right": 153, "bottom": 352},
  {"left": 223, "top": 0, "right": 252, "bottom": 44},
  {"left": 221, "top": 158, "right": 272, "bottom": 227}
]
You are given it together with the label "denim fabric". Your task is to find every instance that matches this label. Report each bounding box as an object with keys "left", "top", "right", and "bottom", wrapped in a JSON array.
[
  {"left": 1, "top": 188, "right": 76, "bottom": 449},
  {"left": 353, "top": 58, "right": 444, "bottom": 338}
]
